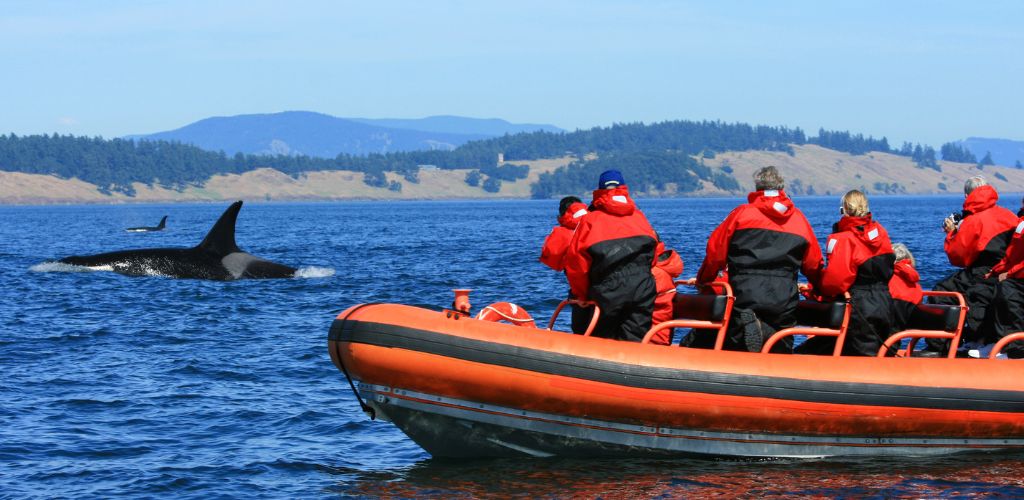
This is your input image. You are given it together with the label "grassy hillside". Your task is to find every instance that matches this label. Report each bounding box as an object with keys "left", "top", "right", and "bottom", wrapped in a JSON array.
[
  {"left": 3, "top": 146, "right": 1021, "bottom": 204},
  {"left": 706, "top": 144, "right": 1024, "bottom": 196},
  {"left": 0, "top": 158, "right": 572, "bottom": 204}
]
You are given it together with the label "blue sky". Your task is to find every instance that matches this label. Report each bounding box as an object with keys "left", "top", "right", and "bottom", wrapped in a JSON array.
[{"left": 2, "top": 0, "right": 1021, "bottom": 145}]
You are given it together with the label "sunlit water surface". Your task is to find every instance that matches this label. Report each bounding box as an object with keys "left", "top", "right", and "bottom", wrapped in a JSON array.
[{"left": 2, "top": 196, "right": 1022, "bottom": 497}]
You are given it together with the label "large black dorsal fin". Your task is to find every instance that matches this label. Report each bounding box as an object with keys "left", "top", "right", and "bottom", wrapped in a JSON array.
[
  {"left": 197, "top": 201, "right": 243, "bottom": 255},
  {"left": 157, "top": 216, "right": 167, "bottom": 229}
]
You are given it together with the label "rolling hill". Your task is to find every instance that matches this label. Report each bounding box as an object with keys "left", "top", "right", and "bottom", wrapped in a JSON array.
[
  {"left": 960, "top": 137, "right": 1024, "bottom": 167},
  {"left": 126, "top": 111, "right": 563, "bottom": 158}
]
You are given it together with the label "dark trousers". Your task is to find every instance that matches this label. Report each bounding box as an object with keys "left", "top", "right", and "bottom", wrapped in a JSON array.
[
  {"left": 928, "top": 266, "right": 996, "bottom": 351},
  {"left": 983, "top": 278, "right": 1024, "bottom": 358}
]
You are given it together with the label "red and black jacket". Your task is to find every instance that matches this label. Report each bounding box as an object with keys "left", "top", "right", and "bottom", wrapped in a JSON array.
[
  {"left": 539, "top": 202, "right": 588, "bottom": 272},
  {"left": 990, "top": 218, "right": 1024, "bottom": 279},
  {"left": 819, "top": 215, "right": 895, "bottom": 297},
  {"left": 697, "top": 190, "right": 822, "bottom": 286},
  {"left": 889, "top": 259, "right": 923, "bottom": 305},
  {"left": 945, "top": 185, "right": 1019, "bottom": 269},
  {"left": 564, "top": 186, "right": 658, "bottom": 304}
]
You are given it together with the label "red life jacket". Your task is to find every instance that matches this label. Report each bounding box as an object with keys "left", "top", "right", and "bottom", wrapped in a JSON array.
[
  {"left": 564, "top": 186, "right": 658, "bottom": 303},
  {"left": 990, "top": 218, "right": 1024, "bottom": 279},
  {"left": 652, "top": 242, "right": 684, "bottom": 294},
  {"left": 539, "top": 202, "right": 588, "bottom": 272},
  {"left": 889, "top": 259, "right": 923, "bottom": 305},
  {"left": 944, "top": 186, "right": 1019, "bottom": 268},
  {"left": 697, "top": 190, "right": 822, "bottom": 285},
  {"left": 819, "top": 214, "right": 895, "bottom": 297}
]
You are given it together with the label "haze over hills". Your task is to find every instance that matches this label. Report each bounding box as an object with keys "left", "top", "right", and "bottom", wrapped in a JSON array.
[
  {"left": 126, "top": 111, "right": 564, "bottom": 158},
  {"left": 349, "top": 115, "right": 564, "bottom": 136},
  {"left": 959, "top": 137, "right": 1024, "bottom": 167}
]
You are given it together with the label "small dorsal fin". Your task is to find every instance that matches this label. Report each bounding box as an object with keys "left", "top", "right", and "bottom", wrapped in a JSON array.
[
  {"left": 157, "top": 216, "right": 167, "bottom": 229},
  {"left": 197, "top": 201, "right": 243, "bottom": 255}
]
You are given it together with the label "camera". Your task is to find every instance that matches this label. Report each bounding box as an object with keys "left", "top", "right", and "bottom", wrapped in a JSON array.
[{"left": 944, "top": 212, "right": 963, "bottom": 230}]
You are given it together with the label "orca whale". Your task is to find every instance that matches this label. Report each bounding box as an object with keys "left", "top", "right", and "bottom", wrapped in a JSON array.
[
  {"left": 59, "top": 201, "right": 297, "bottom": 279},
  {"left": 126, "top": 216, "right": 167, "bottom": 232}
]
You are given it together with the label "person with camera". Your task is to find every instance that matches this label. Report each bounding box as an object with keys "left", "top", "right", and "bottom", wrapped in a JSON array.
[{"left": 925, "top": 176, "right": 1019, "bottom": 355}]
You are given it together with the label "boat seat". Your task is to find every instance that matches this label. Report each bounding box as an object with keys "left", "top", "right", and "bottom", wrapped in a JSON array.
[
  {"left": 672, "top": 293, "right": 728, "bottom": 322},
  {"left": 795, "top": 299, "right": 846, "bottom": 329},
  {"left": 906, "top": 304, "right": 962, "bottom": 333}
]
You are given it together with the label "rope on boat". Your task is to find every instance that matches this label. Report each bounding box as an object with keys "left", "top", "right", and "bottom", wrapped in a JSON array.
[{"left": 335, "top": 303, "right": 377, "bottom": 420}]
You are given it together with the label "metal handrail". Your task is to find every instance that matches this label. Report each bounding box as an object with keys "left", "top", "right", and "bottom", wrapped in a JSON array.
[
  {"left": 642, "top": 279, "right": 734, "bottom": 348},
  {"left": 989, "top": 332, "right": 1024, "bottom": 359},
  {"left": 547, "top": 299, "right": 600, "bottom": 336},
  {"left": 761, "top": 292, "right": 851, "bottom": 356},
  {"left": 889, "top": 291, "right": 968, "bottom": 358}
]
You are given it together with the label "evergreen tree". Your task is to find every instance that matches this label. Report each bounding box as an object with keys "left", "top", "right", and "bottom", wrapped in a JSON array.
[{"left": 980, "top": 151, "right": 995, "bottom": 166}]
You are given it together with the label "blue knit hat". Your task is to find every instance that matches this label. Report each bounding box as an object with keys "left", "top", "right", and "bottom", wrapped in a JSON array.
[{"left": 598, "top": 170, "right": 625, "bottom": 189}]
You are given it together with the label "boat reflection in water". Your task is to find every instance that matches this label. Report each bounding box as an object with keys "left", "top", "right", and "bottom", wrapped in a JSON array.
[{"left": 330, "top": 454, "right": 1024, "bottom": 497}]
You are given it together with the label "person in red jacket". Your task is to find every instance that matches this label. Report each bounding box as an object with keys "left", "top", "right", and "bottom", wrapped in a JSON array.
[
  {"left": 981, "top": 217, "right": 1024, "bottom": 358},
  {"left": 540, "top": 196, "right": 591, "bottom": 333},
  {"left": 649, "top": 240, "right": 684, "bottom": 345},
  {"left": 798, "top": 190, "right": 896, "bottom": 357},
  {"left": 927, "top": 177, "right": 1019, "bottom": 353},
  {"left": 695, "top": 166, "right": 822, "bottom": 352},
  {"left": 563, "top": 170, "right": 659, "bottom": 341},
  {"left": 540, "top": 196, "right": 588, "bottom": 272},
  {"left": 889, "top": 243, "right": 923, "bottom": 333}
]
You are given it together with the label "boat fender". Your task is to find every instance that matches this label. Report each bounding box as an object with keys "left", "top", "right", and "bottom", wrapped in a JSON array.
[{"left": 475, "top": 302, "right": 537, "bottom": 328}]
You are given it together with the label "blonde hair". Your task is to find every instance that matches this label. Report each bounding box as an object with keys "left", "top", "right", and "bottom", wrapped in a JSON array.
[
  {"left": 841, "top": 190, "right": 869, "bottom": 217},
  {"left": 754, "top": 166, "right": 785, "bottom": 191},
  {"left": 892, "top": 242, "right": 915, "bottom": 266}
]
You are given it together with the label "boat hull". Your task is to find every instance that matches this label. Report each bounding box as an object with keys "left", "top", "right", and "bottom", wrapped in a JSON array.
[{"left": 329, "top": 304, "right": 1024, "bottom": 458}]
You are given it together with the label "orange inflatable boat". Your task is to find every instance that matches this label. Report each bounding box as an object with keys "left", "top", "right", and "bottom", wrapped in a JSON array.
[{"left": 327, "top": 281, "right": 1024, "bottom": 459}]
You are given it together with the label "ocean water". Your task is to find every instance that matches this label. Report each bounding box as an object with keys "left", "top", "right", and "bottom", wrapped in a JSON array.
[{"left": 2, "top": 196, "right": 1023, "bottom": 498}]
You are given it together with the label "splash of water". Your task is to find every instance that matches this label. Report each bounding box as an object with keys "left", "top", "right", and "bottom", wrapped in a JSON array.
[
  {"left": 29, "top": 262, "right": 107, "bottom": 273},
  {"left": 295, "top": 266, "right": 336, "bottom": 278}
]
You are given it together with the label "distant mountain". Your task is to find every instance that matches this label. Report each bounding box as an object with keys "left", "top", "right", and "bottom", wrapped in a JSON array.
[
  {"left": 126, "top": 111, "right": 564, "bottom": 158},
  {"left": 349, "top": 115, "right": 564, "bottom": 136},
  {"left": 959, "top": 137, "right": 1024, "bottom": 167}
]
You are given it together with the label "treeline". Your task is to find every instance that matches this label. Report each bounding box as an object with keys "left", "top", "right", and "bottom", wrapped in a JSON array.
[
  {"left": 531, "top": 151, "right": 739, "bottom": 199},
  {"left": 940, "top": 142, "right": 977, "bottom": 164},
  {"left": 0, "top": 133, "right": 345, "bottom": 195},
  {"left": 1, "top": 120, "right": 967, "bottom": 197},
  {"left": 807, "top": 128, "right": 938, "bottom": 170}
]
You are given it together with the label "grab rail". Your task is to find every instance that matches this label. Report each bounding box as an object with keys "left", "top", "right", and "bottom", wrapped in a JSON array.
[
  {"left": 761, "top": 291, "right": 851, "bottom": 356},
  {"left": 989, "top": 332, "right": 1024, "bottom": 359},
  {"left": 877, "top": 291, "right": 967, "bottom": 358},
  {"left": 641, "top": 278, "right": 734, "bottom": 348},
  {"left": 547, "top": 299, "right": 600, "bottom": 337}
]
